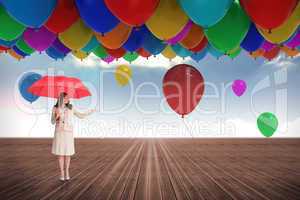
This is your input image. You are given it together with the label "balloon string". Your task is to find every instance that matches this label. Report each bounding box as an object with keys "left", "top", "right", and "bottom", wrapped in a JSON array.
[
  {"left": 182, "top": 117, "right": 194, "bottom": 138},
  {"left": 28, "top": 103, "right": 38, "bottom": 137}
]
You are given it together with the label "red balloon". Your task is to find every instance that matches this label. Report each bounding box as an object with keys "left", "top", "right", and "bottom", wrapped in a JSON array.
[
  {"left": 45, "top": 0, "right": 80, "bottom": 33},
  {"left": 263, "top": 46, "right": 280, "bottom": 60},
  {"left": 105, "top": 47, "right": 126, "bottom": 58},
  {"left": 104, "top": 0, "right": 160, "bottom": 26},
  {"left": 137, "top": 48, "right": 151, "bottom": 58},
  {"left": 0, "top": 45, "right": 9, "bottom": 51},
  {"left": 240, "top": 0, "right": 298, "bottom": 30},
  {"left": 163, "top": 64, "right": 205, "bottom": 117},
  {"left": 189, "top": 37, "right": 208, "bottom": 53}
]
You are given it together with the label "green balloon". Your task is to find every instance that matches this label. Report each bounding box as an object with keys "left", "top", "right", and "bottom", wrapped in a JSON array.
[
  {"left": 16, "top": 39, "right": 35, "bottom": 55},
  {"left": 228, "top": 47, "right": 241, "bottom": 59},
  {"left": 92, "top": 45, "right": 107, "bottom": 59},
  {"left": 257, "top": 112, "right": 278, "bottom": 137},
  {"left": 123, "top": 52, "right": 139, "bottom": 63},
  {"left": 0, "top": 5, "right": 25, "bottom": 41},
  {"left": 204, "top": 0, "right": 250, "bottom": 53}
]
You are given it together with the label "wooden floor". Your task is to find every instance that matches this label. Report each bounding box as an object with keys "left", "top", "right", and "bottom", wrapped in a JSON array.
[{"left": 0, "top": 139, "right": 300, "bottom": 200}]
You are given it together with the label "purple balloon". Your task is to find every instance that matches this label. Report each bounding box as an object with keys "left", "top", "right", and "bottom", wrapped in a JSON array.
[
  {"left": 285, "top": 31, "right": 300, "bottom": 49},
  {"left": 23, "top": 27, "right": 56, "bottom": 52},
  {"left": 52, "top": 38, "right": 71, "bottom": 55},
  {"left": 166, "top": 20, "right": 193, "bottom": 45},
  {"left": 232, "top": 80, "right": 247, "bottom": 97},
  {"left": 102, "top": 55, "right": 115, "bottom": 63},
  {"left": 261, "top": 40, "right": 276, "bottom": 52}
]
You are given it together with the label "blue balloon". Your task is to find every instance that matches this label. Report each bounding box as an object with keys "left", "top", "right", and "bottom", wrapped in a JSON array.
[
  {"left": 123, "top": 26, "right": 147, "bottom": 52},
  {"left": 191, "top": 48, "right": 208, "bottom": 62},
  {"left": 0, "top": 38, "right": 18, "bottom": 47},
  {"left": 18, "top": 72, "right": 41, "bottom": 103},
  {"left": 208, "top": 44, "right": 223, "bottom": 59},
  {"left": 1, "top": 0, "right": 57, "bottom": 28},
  {"left": 12, "top": 46, "right": 28, "bottom": 57},
  {"left": 297, "top": 46, "right": 300, "bottom": 51},
  {"left": 171, "top": 44, "right": 193, "bottom": 58},
  {"left": 81, "top": 36, "right": 99, "bottom": 53},
  {"left": 76, "top": 0, "right": 119, "bottom": 34},
  {"left": 178, "top": 0, "right": 233, "bottom": 28},
  {"left": 142, "top": 28, "right": 166, "bottom": 55},
  {"left": 46, "top": 46, "right": 66, "bottom": 60},
  {"left": 240, "top": 23, "right": 264, "bottom": 52}
]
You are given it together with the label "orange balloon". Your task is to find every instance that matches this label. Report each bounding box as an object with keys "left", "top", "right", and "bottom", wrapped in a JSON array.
[
  {"left": 281, "top": 46, "right": 299, "bottom": 57},
  {"left": 8, "top": 49, "right": 23, "bottom": 60},
  {"left": 180, "top": 24, "right": 204, "bottom": 49},
  {"left": 263, "top": 46, "right": 280, "bottom": 60},
  {"left": 95, "top": 22, "right": 132, "bottom": 49},
  {"left": 250, "top": 48, "right": 264, "bottom": 59},
  {"left": 137, "top": 48, "right": 151, "bottom": 58}
]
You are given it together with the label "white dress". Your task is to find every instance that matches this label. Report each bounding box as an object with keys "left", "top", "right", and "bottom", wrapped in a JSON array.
[{"left": 51, "top": 106, "right": 93, "bottom": 156}]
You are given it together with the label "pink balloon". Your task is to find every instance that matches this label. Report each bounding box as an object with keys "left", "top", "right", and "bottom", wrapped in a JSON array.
[
  {"left": 285, "top": 30, "right": 300, "bottom": 49},
  {"left": 103, "top": 55, "right": 115, "bottom": 63},
  {"left": 166, "top": 20, "right": 193, "bottom": 45},
  {"left": 232, "top": 79, "right": 247, "bottom": 97},
  {"left": 23, "top": 27, "right": 56, "bottom": 52},
  {"left": 261, "top": 40, "right": 276, "bottom": 52}
]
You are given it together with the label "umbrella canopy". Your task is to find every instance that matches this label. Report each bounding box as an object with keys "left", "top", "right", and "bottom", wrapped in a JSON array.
[{"left": 28, "top": 76, "right": 91, "bottom": 99}]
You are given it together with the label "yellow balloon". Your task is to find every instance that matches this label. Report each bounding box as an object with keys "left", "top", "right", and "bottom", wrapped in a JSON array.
[
  {"left": 72, "top": 50, "right": 89, "bottom": 61},
  {"left": 258, "top": 3, "right": 300, "bottom": 44},
  {"left": 115, "top": 65, "right": 132, "bottom": 86},
  {"left": 146, "top": 0, "right": 189, "bottom": 40},
  {"left": 249, "top": 49, "right": 264, "bottom": 59},
  {"left": 8, "top": 49, "right": 23, "bottom": 61},
  {"left": 281, "top": 46, "right": 299, "bottom": 57},
  {"left": 59, "top": 19, "right": 92, "bottom": 50},
  {"left": 161, "top": 45, "right": 176, "bottom": 60}
]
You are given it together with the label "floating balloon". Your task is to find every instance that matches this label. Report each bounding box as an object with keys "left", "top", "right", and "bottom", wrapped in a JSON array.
[
  {"left": 51, "top": 38, "right": 71, "bottom": 55},
  {"left": 205, "top": 1, "right": 250, "bottom": 53},
  {"left": 115, "top": 64, "right": 132, "bottom": 86},
  {"left": 166, "top": 20, "right": 193, "bottom": 45},
  {"left": 58, "top": 19, "right": 92, "bottom": 50},
  {"left": 123, "top": 52, "right": 139, "bottom": 63},
  {"left": 240, "top": 23, "right": 264, "bottom": 52},
  {"left": 257, "top": 112, "right": 278, "bottom": 137},
  {"left": 281, "top": 46, "right": 299, "bottom": 58},
  {"left": 263, "top": 46, "right": 280, "bottom": 61},
  {"left": 46, "top": 46, "right": 66, "bottom": 60},
  {"left": 72, "top": 50, "right": 88, "bottom": 60},
  {"left": 12, "top": 46, "right": 28, "bottom": 57},
  {"left": 207, "top": 44, "right": 223, "bottom": 59},
  {"left": 23, "top": 27, "right": 56, "bottom": 52},
  {"left": 189, "top": 37, "right": 208, "bottom": 53},
  {"left": 163, "top": 64, "right": 205, "bottom": 117},
  {"left": 191, "top": 48, "right": 208, "bottom": 62},
  {"left": 81, "top": 36, "right": 99, "bottom": 53},
  {"left": 75, "top": 0, "right": 119, "bottom": 34},
  {"left": 1, "top": 0, "right": 57, "bottom": 28},
  {"left": 123, "top": 26, "right": 147, "bottom": 52},
  {"left": 285, "top": 30, "right": 300, "bottom": 49},
  {"left": 240, "top": 0, "right": 298, "bottom": 30},
  {"left": 93, "top": 45, "right": 108, "bottom": 59},
  {"left": 16, "top": 39, "right": 35, "bottom": 55},
  {"left": 232, "top": 79, "right": 247, "bottom": 97},
  {"left": 104, "top": 0, "right": 159, "bottom": 26},
  {"left": 45, "top": 0, "right": 79, "bottom": 33},
  {"left": 180, "top": 24, "right": 204, "bottom": 49},
  {"left": 95, "top": 22, "right": 132, "bottom": 50},
  {"left": 227, "top": 47, "right": 241, "bottom": 59},
  {"left": 102, "top": 55, "right": 115, "bottom": 63},
  {"left": 143, "top": 28, "right": 166, "bottom": 55},
  {"left": 0, "top": 38, "right": 18, "bottom": 47},
  {"left": 146, "top": 0, "right": 189, "bottom": 40},
  {"left": 178, "top": 0, "right": 233, "bottom": 28},
  {"left": 250, "top": 49, "right": 264, "bottom": 59},
  {"left": 0, "top": 45, "right": 9, "bottom": 51},
  {"left": 258, "top": 3, "right": 300, "bottom": 44},
  {"left": 0, "top": 5, "right": 25, "bottom": 41},
  {"left": 8, "top": 49, "right": 23, "bottom": 60},
  {"left": 261, "top": 40, "right": 276, "bottom": 52},
  {"left": 171, "top": 44, "right": 192, "bottom": 58},
  {"left": 18, "top": 72, "right": 42, "bottom": 103},
  {"left": 137, "top": 48, "right": 151, "bottom": 58},
  {"left": 162, "top": 45, "right": 177, "bottom": 60},
  {"left": 105, "top": 47, "right": 126, "bottom": 58}
]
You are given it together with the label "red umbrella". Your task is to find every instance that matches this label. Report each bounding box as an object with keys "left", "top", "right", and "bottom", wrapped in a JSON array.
[{"left": 28, "top": 76, "right": 91, "bottom": 99}]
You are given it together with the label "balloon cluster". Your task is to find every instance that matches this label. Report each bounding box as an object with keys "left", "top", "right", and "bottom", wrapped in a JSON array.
[{"left": 0, "top": 0, "right": 299, "bottom": 62}]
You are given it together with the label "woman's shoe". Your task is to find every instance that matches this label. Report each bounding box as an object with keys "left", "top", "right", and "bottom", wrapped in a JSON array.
[
  {"left": 65, "top": 175, "right": 70, "bottom": 180},
  {"left": 59, "top": 176, "right": 65, "bottom": 181}
]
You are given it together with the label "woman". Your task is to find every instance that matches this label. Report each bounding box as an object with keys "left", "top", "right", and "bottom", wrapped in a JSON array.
[{"left": 51, "top": 92, "right": 95, "bottom": 181}]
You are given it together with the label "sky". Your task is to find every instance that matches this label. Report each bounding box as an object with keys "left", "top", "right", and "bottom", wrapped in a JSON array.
[{"left": 0, "top": 50, "right": 300, "bottom": 138}]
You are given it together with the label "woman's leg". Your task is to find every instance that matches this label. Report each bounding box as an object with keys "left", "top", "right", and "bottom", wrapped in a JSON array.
[
  {"left": 58, "top": 156, "right": 65, "bottom": 178},
  {"left": 65, "top": 156, "right": 71, "bottom": 179}
]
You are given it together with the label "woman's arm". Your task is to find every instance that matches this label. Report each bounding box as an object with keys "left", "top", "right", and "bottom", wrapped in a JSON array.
[
  {"left": 73, "top": 108, "right": 95, "bottom": 119},
  {"left": 51, "top": 107, "right": 57, "bottom": 124}
]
